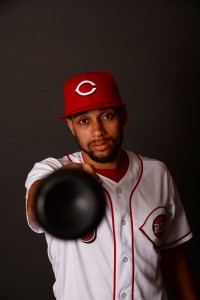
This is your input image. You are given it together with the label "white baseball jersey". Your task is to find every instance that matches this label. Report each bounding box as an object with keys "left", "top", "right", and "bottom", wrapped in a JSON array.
[{"left": 25, "top": 150, "right": 192, "bottom": 300}]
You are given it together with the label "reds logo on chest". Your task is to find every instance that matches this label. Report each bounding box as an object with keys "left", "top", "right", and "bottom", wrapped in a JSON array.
[
  {"left": 153, "top": 214, "right": 166, "bottom": 239},
  {"left": 81, "top": 229, "right": 97, "bottom": 243},
  {"left": 139, "top": 207, "right": 167, "bottom": 247}
]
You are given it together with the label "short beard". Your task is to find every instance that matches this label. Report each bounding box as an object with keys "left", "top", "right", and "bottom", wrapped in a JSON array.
[
  {"left": 81, "top": 144, "right": 119, "bottom": 163},
  {"left": 74, "top": 123, "right": 124, "bottom": 164},
  {"left": 77, "top": 131, "right": 124, "bottom": 164}
]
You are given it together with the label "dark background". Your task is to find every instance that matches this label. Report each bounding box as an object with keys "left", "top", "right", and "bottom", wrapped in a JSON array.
[{"left": 0, "top": 0, "right": 199, "bottom": 299}]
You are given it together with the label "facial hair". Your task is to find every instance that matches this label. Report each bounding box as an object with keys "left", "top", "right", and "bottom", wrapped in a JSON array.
[
  {"left": 82, "top": 141, "right": 120, "bottom": 163},
  {"left": 75, "top": 130, "right": 124, "bottom": 164}
]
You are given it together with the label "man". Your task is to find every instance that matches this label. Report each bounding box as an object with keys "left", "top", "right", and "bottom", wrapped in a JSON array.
[{"left": 25, "top": 71, "right": 198, "bottom": 299}]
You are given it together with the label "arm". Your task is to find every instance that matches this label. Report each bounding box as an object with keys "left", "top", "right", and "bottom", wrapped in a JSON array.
[
  {"left": 27, "top": 179, "right": 43, "bottom": 221},
  {"left": 160, "top": 245, "right": 199, "bottom": 300}
]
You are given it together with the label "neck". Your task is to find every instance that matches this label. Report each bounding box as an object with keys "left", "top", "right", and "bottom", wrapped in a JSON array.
[{"left": 82, "top": 150, "right": 123, "bottom": 169}]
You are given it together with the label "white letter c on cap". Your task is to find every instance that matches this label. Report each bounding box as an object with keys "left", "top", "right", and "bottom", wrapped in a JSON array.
[{"left": 75, "top": 80, "right": 96, "bottom": 96}]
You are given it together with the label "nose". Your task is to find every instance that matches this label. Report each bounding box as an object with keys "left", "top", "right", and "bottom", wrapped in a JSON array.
[{"left": 91, "top": 120, "right": 105, "bottom": 138}]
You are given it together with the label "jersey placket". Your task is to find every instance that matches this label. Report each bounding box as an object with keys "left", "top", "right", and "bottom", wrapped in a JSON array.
[{"left": 114, "top": 184, "right": 133, "bottom": 300}]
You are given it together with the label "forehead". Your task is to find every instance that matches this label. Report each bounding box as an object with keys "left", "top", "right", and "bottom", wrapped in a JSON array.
[{"left": 72, "top": 107, "right": 119, "bottom": 118}]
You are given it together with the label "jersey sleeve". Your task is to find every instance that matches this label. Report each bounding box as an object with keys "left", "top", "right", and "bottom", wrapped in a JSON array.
[
  {"left": 25, "top": 156, "right": 69, "bottom": 233},
  {"left": 161, "top": 172, "right": 193, "bottom": 249}
]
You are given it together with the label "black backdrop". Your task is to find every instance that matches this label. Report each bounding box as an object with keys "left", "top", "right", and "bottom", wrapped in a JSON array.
[{"left": 0, "top": 1, "right": 199, "bottom": 299}]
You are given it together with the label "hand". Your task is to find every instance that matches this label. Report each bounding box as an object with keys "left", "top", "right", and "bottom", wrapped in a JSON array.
[{"left": 33, "top": 166, "right": 106, "bottom": 239}]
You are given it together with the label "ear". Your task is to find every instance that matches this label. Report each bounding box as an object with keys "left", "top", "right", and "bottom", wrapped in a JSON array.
[
  {"left": 122, "top": 104, "right": 128, "bottom": 125},
  {"left": 66, "top": 118, "right": 75, "bottom": 136}
]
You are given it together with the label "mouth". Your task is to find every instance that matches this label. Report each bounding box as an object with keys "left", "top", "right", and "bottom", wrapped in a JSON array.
[{"left": 90, "top": 139, "right": 111, "bottom": 151}]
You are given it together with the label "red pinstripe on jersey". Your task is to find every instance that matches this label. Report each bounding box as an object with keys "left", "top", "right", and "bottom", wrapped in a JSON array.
[
  {"left": 103, "top": 188, "right": 117, "bottom": 300},
  {"left": 129, "top": 154, "right": 143, "bottom": 300},
  {"left": 67, "top": 154, "right": 72, "bottom": 162}
]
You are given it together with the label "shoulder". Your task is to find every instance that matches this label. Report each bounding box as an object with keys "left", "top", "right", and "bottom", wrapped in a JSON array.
[
  {"left": 125, "top": 150, "right": 170, "bottom": 177},
  {"left": 31, "top": 151, "right": 83, "bottom": 169},
  {"left": 25, "top": 151, "right": 82, "bottom": 189},
  {"left": 141, "top": 155, "right": 168, "bottom": 171}
]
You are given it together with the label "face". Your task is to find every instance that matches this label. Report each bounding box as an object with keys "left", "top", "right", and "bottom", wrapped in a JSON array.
[{"left": 66, "top": 107, "right": 126, "bottom": 165}]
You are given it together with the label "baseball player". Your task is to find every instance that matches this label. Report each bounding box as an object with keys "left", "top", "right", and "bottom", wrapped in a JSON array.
[{"left": 25, "top": 71, "right": 198, "bottom": 299}]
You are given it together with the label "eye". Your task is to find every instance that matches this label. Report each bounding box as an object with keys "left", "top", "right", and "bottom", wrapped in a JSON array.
[
  {"left": 79, "top": 118, "right": 88, "bottom": 124},
  {"left": 103, "top": 113, "right": 113, "bottom": 120}
]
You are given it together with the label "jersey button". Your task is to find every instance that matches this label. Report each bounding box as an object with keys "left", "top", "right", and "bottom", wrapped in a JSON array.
[
  {"left": 121, "top": 293, "right": 127, "bottom": 298},
  {"left": 122, "top": 219, "right": 126, "bottom": 225},
  {"left": 117, "top": 187, "right": 122, "bottom": 193},
  {"left": 123, "top": 256, "right": 128, "bottom": 262}
]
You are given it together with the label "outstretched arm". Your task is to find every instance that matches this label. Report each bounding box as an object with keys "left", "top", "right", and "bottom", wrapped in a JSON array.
[{"left": 161, "top": 245, "right": 199, "bottom": 300}]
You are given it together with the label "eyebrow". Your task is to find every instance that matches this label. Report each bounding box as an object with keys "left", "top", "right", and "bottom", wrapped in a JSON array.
[{"left": 73, "top": 111, "right": 89, "bottom": 118}]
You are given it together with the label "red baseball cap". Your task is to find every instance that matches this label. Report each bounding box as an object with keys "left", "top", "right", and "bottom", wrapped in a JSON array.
[{"left": 59, "top": 70, "right": 124, "bottom": 118}]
